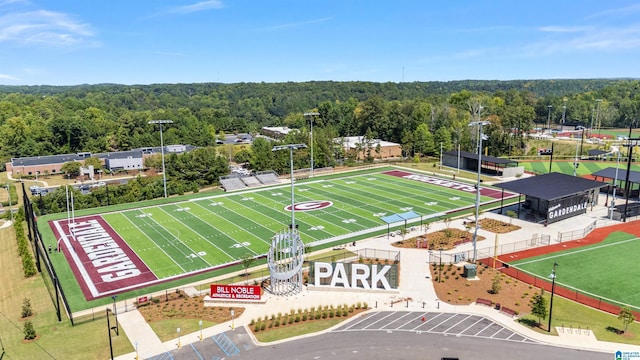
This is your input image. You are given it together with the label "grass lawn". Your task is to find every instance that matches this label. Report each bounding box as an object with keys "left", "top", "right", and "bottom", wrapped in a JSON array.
[
  {"left": 520, "top": 160, "right": 640, "bottom": 176},
  {"left": 0, "top": 226, "right": 133, "bottom": 360},
  {"left": 148, "top": 318, "right": 217, "bottom": 342},
  {"left": 512, "top": 232, "right": 640, "bottom": 309},
  {"left": 251, "top": 317, "right": 348, "bottom": 343},
  {"left": 519, "top": 293, "right": 640, "bottom": 345}
]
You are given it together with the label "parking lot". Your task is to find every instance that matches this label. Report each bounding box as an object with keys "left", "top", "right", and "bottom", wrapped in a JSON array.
[{"left": 333, "top": 311, "right": 535, "bottom": 343}]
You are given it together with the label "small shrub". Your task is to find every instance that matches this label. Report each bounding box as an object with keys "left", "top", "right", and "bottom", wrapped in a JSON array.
[
  {"left": 295, "top": 315, "right": 301, "bottom": 322},
  {"left": 23, "top": 321, "right": 36, "bottom": 340},
  {"left": 260, "top": 322, "right": 266, "bottom": 331},
  {"left": 302, "top": 313, "right": 308, "bottom": 321},
  {"left": 254, "top": 323, "right": 261, "bottom": 332},
  {"left": 21, "top": 298, "right": 33, "bottom": 318},
  {"left": 288, "top": 317, "right": 294, "bottom": 324},
  {"left": 250, "top": 319, "right": 255, "bottom": 326}
]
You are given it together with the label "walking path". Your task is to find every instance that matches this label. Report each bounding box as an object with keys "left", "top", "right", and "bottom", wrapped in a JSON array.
[{"left": 114, "top": 194, "right": 640, "bottom": 359}]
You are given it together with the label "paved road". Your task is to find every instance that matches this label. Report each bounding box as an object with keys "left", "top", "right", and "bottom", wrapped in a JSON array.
[{"left": 150, "top": 312, "right": 610, "bottom": 360}]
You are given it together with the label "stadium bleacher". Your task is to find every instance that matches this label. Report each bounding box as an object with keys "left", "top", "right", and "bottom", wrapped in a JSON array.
[
  {"left": 255, "top": 171, "right": 280, "bottom": 185},
  {"left": 241, "top": 175, "right": 261, "bottom": 187},
  {"left": 220, "top": 174, "right": 248, "bottom": 191}
]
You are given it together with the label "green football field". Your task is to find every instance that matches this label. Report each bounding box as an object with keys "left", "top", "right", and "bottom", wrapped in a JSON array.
[
  {"left": 47, "top": 168, "right": 517, "bottom": 307},
  {"left": 510, "top": 231, "right": 640, "bottom": 309},
  {"left": 100, "top": 169, "right": 504, "bottom": 278},
  {"left": 520, "top": 160, "right": 640, "bottom": 176}
]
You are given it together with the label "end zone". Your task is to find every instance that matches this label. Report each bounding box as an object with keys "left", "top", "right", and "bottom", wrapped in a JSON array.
[{"left": 49, "top": 215, "right": 158, "bottom": 300}]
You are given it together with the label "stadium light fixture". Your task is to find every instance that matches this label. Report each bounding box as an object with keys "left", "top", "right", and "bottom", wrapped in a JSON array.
[
  {"left": 148, "top": 120, "right": 173, "bottom": 198},
  {"left": 548, "top": 262, "right": 558, "bottom": 332},
  {"left": 546, "top": 105, "right": 552, "bottom": 135},
  {"left": 304, "top": 112, "right": 320, "bottom": 177},
  {"left": 272, "top": 144, "right": 307, "bottom": 230},
  {"left": 468, "top": 119, "right": 490, "bottom": 264}
]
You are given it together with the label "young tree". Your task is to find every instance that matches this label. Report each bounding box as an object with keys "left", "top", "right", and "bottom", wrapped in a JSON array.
[
  {"left": 240, "top": 254, "right": 256, "bottom": 285},
  {"left": 530, "top": 293, "right": 548, "bottom": 327},
  {"left": 506, "top": 210, "right": 518, "bottom": 225},
  {"left": 491, "top": 274, "right": 502, "bottom": 294},
  {"left": 21, "top": 298, "right": 33, "bottom": 318},
  {"left": 61, "top": 161, "right": 82, "bottom": 178},
  {"left": 618, "top": 306, "right": 635, "bottom": 334},
  {"left": 23, "top": 320, "right": 36, "bottom": 340}
]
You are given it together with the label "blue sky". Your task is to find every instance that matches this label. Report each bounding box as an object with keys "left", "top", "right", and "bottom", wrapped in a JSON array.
[{"left": 1, "top": 0, "right": 640, "bottom": 85}]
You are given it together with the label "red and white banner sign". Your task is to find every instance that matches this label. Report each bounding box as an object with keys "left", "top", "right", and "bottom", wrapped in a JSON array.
[{"left": 210, "top": 284, "right": 261, "bottom": 300}]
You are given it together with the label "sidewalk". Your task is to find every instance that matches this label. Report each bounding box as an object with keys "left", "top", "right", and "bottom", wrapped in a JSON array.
[{"left": 114, "top": 204, "right": 638, "bottom": 359}]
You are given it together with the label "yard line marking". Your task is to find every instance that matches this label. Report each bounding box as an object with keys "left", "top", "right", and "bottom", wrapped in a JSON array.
[
  {"left": 189, "top": 200, "right": 269, "bottom": 250},
  {"left": 158, "top": 206, "right": 238, "bottom": 260},
  {"left": 119, "top": 212, "right": 187, "bottom": 273},
  {"left": 130, "top": 209, "right": 210, "bottom": 269}
]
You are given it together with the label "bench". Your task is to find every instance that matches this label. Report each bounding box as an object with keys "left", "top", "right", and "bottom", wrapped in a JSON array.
[
  {"left": 476, "top": 298, "right": 492, "bottom": 307},
  {"left": 500, "top": 307, "right": 517, "bottom": 317}
]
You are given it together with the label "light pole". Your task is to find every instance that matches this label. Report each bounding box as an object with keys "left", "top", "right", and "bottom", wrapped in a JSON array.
[
  {"left": 546, "top": 105, "right": 552, "bottom": 134},
  {"left": 272, "top": 144, "right": 307, "bottom": 231},
  {"left": 595, "top": 99, "right": 603, "bottom": 136},
  {"left": 304, "top": 112, "right": 319, "bottom": 177},
  {"left": 111, "top": 295, "right": 118, "bottom": 336},
  {"left": 469, "top": 119, "right": 490, "bottom": 263},
  {"left": 148, "top": 120, "right": 173, "bottom": 198},
  {"left": 199, "top": 320, "right": 203, "bottom": 341},
  {"left": 573, "top": 135, "right": 580, "bottom": 177},
  {"left": 548, "top": 262, "right": 558, "bottom": 333},
  {"left": 438, "top": 248, "right": 443, "bottom": 283},
  {"left": 561, "top": 99, "right": 567, "bottom": 131},
  {"left": 610, "top": 150, "right": 621, "bottom": 220}
]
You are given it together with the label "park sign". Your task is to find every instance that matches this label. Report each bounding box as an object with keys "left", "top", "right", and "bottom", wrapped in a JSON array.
[
  {"left": 309, "top": 261, "right": 398, "bottom": 290},
  {"left": 210, "top": 284, "right": 261, "bottom": 300}
]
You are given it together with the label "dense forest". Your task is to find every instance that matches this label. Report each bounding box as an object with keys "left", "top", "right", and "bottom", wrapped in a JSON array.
[{"left": 1, "top": 79, "right": 639, "bottom": 173}]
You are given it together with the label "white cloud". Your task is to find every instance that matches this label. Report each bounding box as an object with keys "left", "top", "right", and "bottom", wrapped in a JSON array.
[
  {"left": 0, "top": 73, "right": 19, "bottom": 81},
  {"left": 585, "top": 4, "right": 640, "bottom": 20},
  {"left": 166, "top": 0, "right": 224, "bottom": 15},
  {"left": 265, "top": 17, "right": 332, "bottom": 31},
  {"left": 0, "top": 9, "right": 95, "bottom": 47},
  {"left": 538, "top": 26, "right": 591, "bottom": 33}
]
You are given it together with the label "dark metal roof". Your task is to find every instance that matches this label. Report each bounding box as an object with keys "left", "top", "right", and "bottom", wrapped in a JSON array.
[
  {"left": 592, "top": 167, "right": 640, "bottom": 184},
  {"left": 443, "top": 150, "right": 518, "bottom": 165},
  {"left": 587, "top": 149, "right": 608, "bottom": 156},
  {"left": 10, "top": 145, "right": 197, "bottom": 166},
  {"left": 494, "top": 172, "right": 608, "bottom": 201}
]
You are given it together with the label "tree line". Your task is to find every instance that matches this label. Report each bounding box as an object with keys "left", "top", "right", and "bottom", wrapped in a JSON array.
[{"left": 1, "top": 79, "right": 639, "bottom": 171}]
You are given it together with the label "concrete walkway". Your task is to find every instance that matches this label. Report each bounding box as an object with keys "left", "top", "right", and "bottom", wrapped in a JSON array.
[
  {"left": 113, "top": 194, "right": 640, "bottom": 359},
  {"left": 116, "top": 310, "right": 165, "bottom": 359}
]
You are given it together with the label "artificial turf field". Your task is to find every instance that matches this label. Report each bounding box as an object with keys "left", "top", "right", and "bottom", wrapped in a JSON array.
[
  {"left": 44, "top": 168, "right": 516, "bottom": 307},
  {"left": 509, "top": 231, "right": 640, "bottom": 310}
]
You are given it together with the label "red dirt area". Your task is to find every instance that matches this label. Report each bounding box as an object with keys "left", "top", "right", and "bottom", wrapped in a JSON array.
[
  {"left": 432, "top": 263, "right": 537, "bottom": 314},
  {"left": 137, "top": 290, "right": 244, "bottom": 323}
]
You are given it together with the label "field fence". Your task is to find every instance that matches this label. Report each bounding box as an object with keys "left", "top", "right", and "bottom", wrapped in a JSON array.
[
  {"left": 430, "top": 233, "right": 551, "bottom": 265},
  {"left": 490, "top": 260, "right": 640, "bottom": 321},
  {"left": 557, "top": 220, "right": 597, "bottom": 242}
]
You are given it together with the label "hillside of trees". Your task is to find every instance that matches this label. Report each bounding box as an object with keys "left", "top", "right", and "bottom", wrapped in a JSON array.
[{"left": 1, "top": 79, "right": 639, "bottom": 173}]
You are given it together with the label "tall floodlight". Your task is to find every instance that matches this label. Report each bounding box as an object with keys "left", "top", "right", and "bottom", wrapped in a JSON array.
[
  {"left": 609, "top": 150, "right": 621, "bottom": 220},
  {"left": 546, "top": 105, "right": 552, "bottom": 134},
  {"left": 561, "top": 99, "right": 567, "bottom": 130},
  {"left": 304, "top": 112, "right": 319, "bottom": 177},
  {"left": 268, "top": 144, "right": 307, "bottom": 295},
  {"left": 148, "top": 120, "right": 173, "bottom": 198},
  {"left": 469, "top": 119, "right": 490, "bottom": 263}
]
